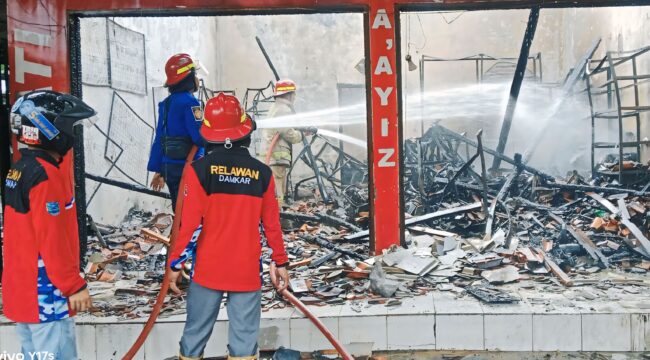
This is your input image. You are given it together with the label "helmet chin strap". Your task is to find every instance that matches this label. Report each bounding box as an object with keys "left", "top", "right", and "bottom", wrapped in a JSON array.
[{"left": 224, "top": 138, "right": 232, "bottom": 149}]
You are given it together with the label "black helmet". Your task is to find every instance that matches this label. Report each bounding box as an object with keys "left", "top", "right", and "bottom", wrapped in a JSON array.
[{"left": 11, "top": 91, "right": 96, "bottom": 155}]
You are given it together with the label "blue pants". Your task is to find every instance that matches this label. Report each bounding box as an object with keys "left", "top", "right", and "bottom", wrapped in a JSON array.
[
  {"left": 162, "top": 162, "right": 185, "bottom": 211},
  {"left": 15, "top": 317, "right": 77, "bottom": 360},
  {"left": 180, "top": 281, "right": 261, "bottom": 358}
]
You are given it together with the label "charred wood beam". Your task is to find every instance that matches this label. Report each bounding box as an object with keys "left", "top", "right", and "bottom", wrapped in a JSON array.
[
  {"left": 434, "top": 177, "right": 489, "bottom": 193},
  {"left": 541, "top": 181, "right": 650, "bottom": 197},
  {"left": 547, "top": 211, "right": 610, "bottom": 267},
  {"left": 492, "top": 7, "right": 540, "bottom": 170},
  {"left": 477, "top": 130, "right": 490, "bottom": 216},
  {"left": 280, "top": 212, "right": 362, "bottom": 233},
  {"left": 298, "top": 234, "right": 367, "bottom": 260},
  {"left": 345, "top": 202, "right": 482, "bottom": 241},
  {"left": 255, "top": 36, "right": 280, "bottom": 81},
  {"left": 86, "top": 173, "right": 171, "bottom": 199},
  {"left": 486, "top": 173, "right": 516, "bottom": 239},
  {"left": 432, "top": 125, "right": 555, "bottom": 181},
  {"left": 538, "top": 250, "right": 573, "bottom": 287},
  {"left": 587, "top": 192, "right": 650, "bottom": 257},
  {"left": 440, "top": 152, "right": 480, "bottom": 197}
]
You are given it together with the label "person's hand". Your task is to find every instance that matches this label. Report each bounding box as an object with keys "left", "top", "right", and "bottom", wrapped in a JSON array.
[
  {"left": 168, "top": 270, "right": 183, "bottom": 295},
  {"left": 150, "top": 173, "right": 165, "bottom": 191},
  {"left": 69, "top": 288, "right": 92, "bottom": 313},
  {"left": 270, "top": 262, "right": 290, "bottom": 293}
]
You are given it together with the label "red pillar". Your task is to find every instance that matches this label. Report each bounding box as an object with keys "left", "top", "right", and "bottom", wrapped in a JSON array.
[{"left": 368, "top": 1, "right": 402, "bottom": 253}]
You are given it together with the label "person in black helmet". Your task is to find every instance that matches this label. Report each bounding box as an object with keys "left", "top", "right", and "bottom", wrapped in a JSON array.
[{"left": 2, "top": 91, "right": 96, "bottom": 359}]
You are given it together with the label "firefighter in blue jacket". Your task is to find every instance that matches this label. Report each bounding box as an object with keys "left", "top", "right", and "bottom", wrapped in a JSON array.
[{"left": 148, "top": 53, "right": 205, "bottom": 210}]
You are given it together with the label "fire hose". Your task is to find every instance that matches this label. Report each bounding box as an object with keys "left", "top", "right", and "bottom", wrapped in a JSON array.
[
  {"left": 269, "top": 266, "right": 354, "bottom": 360},
  {"left": 265, "top": 133, "right": 281, "bottom": 165},
  {"left": 266, "top": 133, "right": 353, "bottom": 359},
  {"left": 122, "top": 146, "right": 198, "bottom": 360}
]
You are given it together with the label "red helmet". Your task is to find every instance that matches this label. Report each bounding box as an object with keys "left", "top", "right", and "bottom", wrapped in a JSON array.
[
  {"left": 164, "top": 53, "right": 196, "bottom": 86},
  {"left": 274, "top": 79, "right": 297, "bottom": 97},
  {"left": 200, "top": 93, "right": 255, "bottom": 144}
]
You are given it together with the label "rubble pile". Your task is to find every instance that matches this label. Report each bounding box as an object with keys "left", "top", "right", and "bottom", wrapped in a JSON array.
[
  {"left": 72, "top": 123, "right": 650, "bottom": 318},
  {"left": 270, "top": 123, "right": 650, "bottom": 306},
  {"left": 83, "top": 210, "right": 182, "bottom": 319}
]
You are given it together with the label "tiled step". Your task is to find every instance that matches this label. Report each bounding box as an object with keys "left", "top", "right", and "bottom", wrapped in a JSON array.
[{"left": 1, "top": 292, "right": 648, "bottom": 359}]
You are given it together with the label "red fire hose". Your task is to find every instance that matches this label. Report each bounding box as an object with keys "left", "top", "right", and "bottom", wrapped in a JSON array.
[
  {"left": 269, "top": 266, "right": 354, "bottom": 360},
  {"left": 265, "top": 133, "right": 281, "bottom": 165},
  {"left": 122, "top": 146, "right": 198, "bottom": 360}
]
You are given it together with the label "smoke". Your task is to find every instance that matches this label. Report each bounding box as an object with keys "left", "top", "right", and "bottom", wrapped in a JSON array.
[{"left": 258, "top": 81, "right": 596, "bottom": 176}]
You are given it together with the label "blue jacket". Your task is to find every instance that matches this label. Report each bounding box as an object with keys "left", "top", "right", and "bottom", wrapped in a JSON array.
[{"left": 147, "top": 92, "right": 204, "bottom": 173}]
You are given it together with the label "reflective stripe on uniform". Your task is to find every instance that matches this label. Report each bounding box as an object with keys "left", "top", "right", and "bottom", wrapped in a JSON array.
[
  {"left": 176, "top": 63, "right": 196, "bottom": 75},
  {"left": 275, "top": 86, "right": 296, "bottom": 92}
]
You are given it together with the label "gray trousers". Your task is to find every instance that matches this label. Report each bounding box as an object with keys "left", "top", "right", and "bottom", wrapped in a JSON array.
[{"left": 180, "top": 281, "right": 261, "bottom": 358}]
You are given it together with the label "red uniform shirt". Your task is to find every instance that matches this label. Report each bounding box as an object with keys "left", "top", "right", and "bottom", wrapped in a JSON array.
[
  {"left": 2, "top": 149, "right": 86, "bottom": 323},
  {"left": 169, "top": 146, "right": 288, "bottom": 292}
]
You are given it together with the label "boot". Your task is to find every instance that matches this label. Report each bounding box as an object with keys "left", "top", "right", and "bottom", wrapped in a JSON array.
[
  {"left": 178, "top": 352, "right": 203, "bottom": 360},
  {"left": 227, "top": 356, "right": 256, "bottom": 360}
]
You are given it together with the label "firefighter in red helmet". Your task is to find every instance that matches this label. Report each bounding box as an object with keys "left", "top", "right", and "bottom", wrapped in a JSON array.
[
  {"left": 167, "top": 93, "right": 289, "bottom": 360},
  {"left": 147, "top": 53, "right": 205, "bottom": 211}
]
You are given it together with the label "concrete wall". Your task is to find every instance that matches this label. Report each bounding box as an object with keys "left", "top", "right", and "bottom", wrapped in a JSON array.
[
  {"left": 401, "top": 6, "right": 650, "bottom": 175},
  {"left": 81, "top": 17, "right": 221, "bottom": 225},
  {"left": 81, "top": 14, "right": 367, "bottom": 226}
]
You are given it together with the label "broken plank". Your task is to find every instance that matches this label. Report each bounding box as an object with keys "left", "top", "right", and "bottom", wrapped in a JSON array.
[
  {"left": 547, "top": 212, "right": 610, "bottom": 267},
  {"left": 407, "top": 225, "right": 458, "bottom": 238},
  {"left": 569, "top": 227, "right": 610, "bottom": 268},
  {"left": 617, "top": 198, "right": 631, "bottom": 220},
  {"left": 538, "top": 250, "right": 573, "bottom": 287},
  {"left": 586, "top": 192, "right": 620, "bottom": 214},
  {"left": 588, "top": 193, "right": 650, "bottom": 258},
  {"left": 140, "top": 228, "right": 170, "bottom": 246},
  {"left": 620, "top": 218, "right": 650, "bottom": 258}
]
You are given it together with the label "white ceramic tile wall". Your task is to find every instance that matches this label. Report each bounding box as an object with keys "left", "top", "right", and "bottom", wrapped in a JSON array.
[
  {"left": 631, "top": 314, "right": 647, "bottom": 352},
  {"left": 289, "top": 317, "right": 339, "bottom": 352},
  {"left": 143, "top": 322, "right": 184, "bottom": 359},
  {"left": 582, "top": 314, "right": 632, "bottom": 351},
  {"left": 532, "top": 314, "right": 581, "bottom": 351},
  {"left": 386, "top": 315, "right": 435, "bottom": 350},
  {"left": 258, "top": 318, "right": 290, "bottom": 351},
  {"left": 339, "top": 316, "right": 387, "bottom": 350},
  {"left": 435, "top": 314, "right": 484, "bottom": 350},
  {"left": 77, "top": 325, "right": 98, "bottom": 360},
  {"left": 484, "top": 314, "right": 533, "bottom": 351},
  {"left": 0, "top": 325, "right": 21, "bottom": 355},
  {"left": 3, "top": 307, "right": 649, "bottom": 357},
  {"left": 95, "top": 324, "right": 144, "bottom": 360}
]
